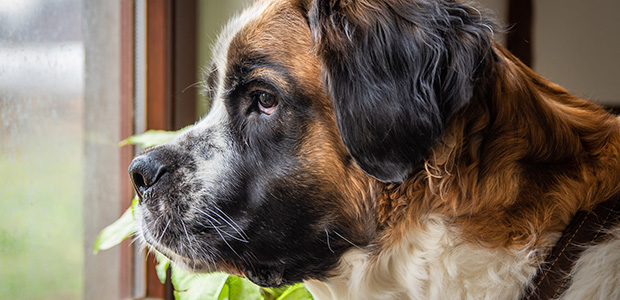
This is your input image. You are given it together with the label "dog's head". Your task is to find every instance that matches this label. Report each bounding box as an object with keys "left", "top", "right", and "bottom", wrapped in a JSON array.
[{"left": 129, "top": 0, "right": 495, "bottom": 287}]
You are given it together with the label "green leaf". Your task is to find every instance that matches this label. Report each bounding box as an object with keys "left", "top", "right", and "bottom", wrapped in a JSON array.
[
  {"left": 226, "top": 276, "right": 263, "bottom": 300},
  {"left": 92, "top": 198, "right": 138, "bottom": 254},
  {"left": 261, "top": 287, "right": 287, "bottom": 300},
  {"left": 260, "top": 284, "right": 313, "bottom": 300},
  {"left": 119, "top": 126, "right": 192, "bottom": 148},
  {"left": 172, "top": 270, "right": 230, "bottom": 300},
  {"left": 154, "top": 251, "right": 171, "bottom": 284},
  {"left": 218, "top": 283, "right": 230, "bottom": 300},
  {"left": 170, "top": 269, "right": 270, "bottom": 300},
  {"left": 275, "top": 284, "right": 313, "bottom": 300}
]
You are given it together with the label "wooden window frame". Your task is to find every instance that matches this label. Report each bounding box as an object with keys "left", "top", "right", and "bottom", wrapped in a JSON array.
[
  {"left": 119, "top": 0, "right": 198, "bottom": 299},
  {"left": 507, "top": 0, "right": 533, "bottom": 67},
  {"left": 120, "top": 1, "right": 136, "bottom": 299}
]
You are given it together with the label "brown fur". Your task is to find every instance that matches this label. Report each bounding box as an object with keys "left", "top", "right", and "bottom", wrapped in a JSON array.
[{"left": 376, "top": 43, "right": 620, "bottom": 253}]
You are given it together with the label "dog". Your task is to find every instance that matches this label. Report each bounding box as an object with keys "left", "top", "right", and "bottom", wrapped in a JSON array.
[{"left": 128, "top": 0, "right": 620, "bottom": 299}]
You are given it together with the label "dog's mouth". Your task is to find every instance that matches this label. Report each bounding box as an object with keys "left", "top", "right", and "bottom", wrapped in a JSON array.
[
  {"left": 137, "top": 206, "right": 289, "bottom": 287},
  {"left": 242, "top": 264, "right": 286, "bottom": 287},
  {"left": 136, "top": 204, "right": 225, "bottom": 273},
  {"left": 130, "top": 181, "right": 283, "bottom": 285},
  {"left": 139, "top": 223, "right": 202, "bottom": 268}
]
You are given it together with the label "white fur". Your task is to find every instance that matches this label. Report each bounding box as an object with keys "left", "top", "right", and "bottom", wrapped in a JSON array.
[
  {"left": 211, "top": 1, "right": 269, "bottom": 98},
  {"left": 559, "top": 228, "right": 620, "bottom": 300},
  {"left": 305, "top": 216, "right": 538, "bottom": 300}
]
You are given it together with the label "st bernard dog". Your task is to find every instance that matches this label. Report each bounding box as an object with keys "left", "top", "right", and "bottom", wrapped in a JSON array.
[{"left": 128, "top": 0, "right": 620, "bottom": 299}]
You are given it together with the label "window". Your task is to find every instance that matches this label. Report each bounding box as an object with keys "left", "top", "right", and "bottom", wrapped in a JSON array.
[
  {"left": 83, "top": 1, "right": 250, "bottom": 299},
  {"left": 0, "top": 0, "right": 84, "bottom": 299}
]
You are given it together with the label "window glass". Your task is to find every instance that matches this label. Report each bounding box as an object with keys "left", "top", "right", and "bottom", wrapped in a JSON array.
[{"left": 0, "top": 0, "right": 84, "bottom": 299}]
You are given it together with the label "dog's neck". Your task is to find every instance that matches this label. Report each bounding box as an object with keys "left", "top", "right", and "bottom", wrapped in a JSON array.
[{"left": 305, "top": 215, "right": 539, "bottom": 300}]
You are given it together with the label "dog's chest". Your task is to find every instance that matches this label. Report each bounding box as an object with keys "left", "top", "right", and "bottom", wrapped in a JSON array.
[{"left": 305, "top": 216, "right": 538, "bottom": 300}]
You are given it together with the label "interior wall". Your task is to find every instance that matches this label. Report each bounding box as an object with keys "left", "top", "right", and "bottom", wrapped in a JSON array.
[
  {"left": 533, "top": 0, "right": 620, "bottom": 106},
  {"left": 475, "top": 0, "right": 620, "bottom": 107},
  {"left": 474, "top": 0, "right": 508, "bottom": 46}
]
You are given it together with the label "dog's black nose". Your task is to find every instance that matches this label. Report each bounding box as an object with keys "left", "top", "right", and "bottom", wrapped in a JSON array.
[{"left": 128, "top": 152, "right": 168, "bottom": 198}]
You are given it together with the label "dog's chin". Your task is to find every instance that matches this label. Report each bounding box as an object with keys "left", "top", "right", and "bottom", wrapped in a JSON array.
[
  {"left": 137, "top": 208, "right": 271, "bottom": 285},
  {"left": 139, "top": 221, "right": 306, "bottom": 287},
  {"left": 139, "top": 229, "right": 289, "bottom": 287}
]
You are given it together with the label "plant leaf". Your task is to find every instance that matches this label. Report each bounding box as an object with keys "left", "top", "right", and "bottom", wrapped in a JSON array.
[
  {"left": 92, "top": 198, "right": 138, "bottom": 254},
  {"left": 226, "top": 276, "right": 263, "bottom": 300},
  {"left": 119, "top": 126, "right": 192, "bottom": 148},
  {"left": 154, "top": 251, "right": 171, "bottom": 284},
  {"left": 261, "top": 286, "right": 287, "bottom": 300},
  {"left": 276, "top": 284, "right": 313, "bottom": 300},
  {"left": 173, "top": 269, "right": 230, "bottom": 300}
]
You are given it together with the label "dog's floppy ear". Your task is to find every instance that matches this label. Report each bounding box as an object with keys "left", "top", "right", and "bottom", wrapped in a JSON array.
[{"left": 304, "top": 0, "right": 495, "bottom": 182}]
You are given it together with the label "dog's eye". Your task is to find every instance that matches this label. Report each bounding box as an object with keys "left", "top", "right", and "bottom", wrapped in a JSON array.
[{"left": 255, "top": 91, "right": 278, "bottom": 115}]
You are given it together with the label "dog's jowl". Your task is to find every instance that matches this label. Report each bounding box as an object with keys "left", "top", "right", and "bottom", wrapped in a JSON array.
[{"left": 129, "top": 0, "right": 620, "bottom": 299}]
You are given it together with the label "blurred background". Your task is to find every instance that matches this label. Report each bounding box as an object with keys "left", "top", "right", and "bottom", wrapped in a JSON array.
[{"left": 0, "top": 0, "right": 618, "bottom": 299}]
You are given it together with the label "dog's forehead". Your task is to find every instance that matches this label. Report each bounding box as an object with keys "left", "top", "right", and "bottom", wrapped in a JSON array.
[{"left": 211, "top": 0, "right": 319, "bottom": 93}]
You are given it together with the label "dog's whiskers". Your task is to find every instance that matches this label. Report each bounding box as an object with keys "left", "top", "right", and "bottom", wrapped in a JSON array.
[
  {"left": 196, "top": 220, "right": 248, "bottom": 243},
  {"left": 157, "top": 219, "right": 172, "bottom": 246},
  {"left": 182, "top": 80, "right": 205, "bottom": 94},
  {"left": 180, "top": 219, "right": 193, "bottom": 247},
  {"left": 212, "top": 205, "right": 249, "bottom": 240},
  {"left": 195, "top": 207, "right": 248, "bottom": 243},
  {"left": 205, "top": 217, "right": 242, "bottom": 258},
  {"left": 195, "top": 207, "right": 223, "bottom": 225},
  {"left": 333, "top": 230, "right": 361, "bottom": 249},
  {"left": 325, "top": 229, "right": 335, "bottom": 253},
  {"left": 195, "top": 219, "right": 225, "bottom": 229},
  {"left": 189, "top": 235, "right": 202, "bottom": 270}
]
